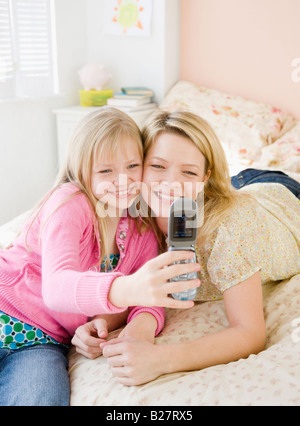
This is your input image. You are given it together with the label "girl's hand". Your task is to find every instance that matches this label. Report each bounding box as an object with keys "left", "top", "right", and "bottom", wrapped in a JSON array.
[
  {"left": 71, "top": 317, "right": 109, "bottom": 360},
  {"left": 101, "top": 337, "right": 163, "bottom": 386},
  {"left": 118, "top": 313, "right": 157, "bottom": 344},
  {"left": 109, "top": 251, "right": 201, "bottom": 310}
]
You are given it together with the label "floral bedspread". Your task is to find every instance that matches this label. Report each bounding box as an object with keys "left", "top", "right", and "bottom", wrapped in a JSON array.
[
  {"left": 159, "top": 81, "right": 299, "bottom": 175},
  {"left": 254, "top": 122, "right": 300, "bottom": 174}
]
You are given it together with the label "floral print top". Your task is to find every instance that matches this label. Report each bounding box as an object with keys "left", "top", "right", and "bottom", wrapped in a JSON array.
[{"left": 194, "top": 183, "right": 300, "bottom": 301}]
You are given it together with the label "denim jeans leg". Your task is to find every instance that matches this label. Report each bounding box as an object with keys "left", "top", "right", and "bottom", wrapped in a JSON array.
[
  {"left": 0, "top": 348, "right": 11, "bottom": 363},
  {"left": 0, "top": 344, "right": 70, "bottom": 406},
  {"left": 231, "top": 169, "right": 300, "bottom": 199}
]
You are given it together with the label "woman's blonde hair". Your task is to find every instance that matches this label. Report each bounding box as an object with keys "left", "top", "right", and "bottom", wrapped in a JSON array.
[
  {"left": 27, "top": 107, "right": 153, "bottom": 266},
  {"left": 142, "top": 109, "right": 253, "bottom": 244}
]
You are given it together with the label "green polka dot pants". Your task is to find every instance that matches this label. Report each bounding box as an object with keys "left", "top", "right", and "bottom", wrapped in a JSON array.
[{"left": 0, "top": 311, "right": 67, "bottom": 350}]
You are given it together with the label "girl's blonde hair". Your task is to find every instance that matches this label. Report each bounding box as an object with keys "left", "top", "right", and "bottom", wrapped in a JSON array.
[
  {"left": 142, "top": 109, "right": 253, "bottom": 244},
  {"left": 27, "top": 107, "right": 153, "bottom": 266}
]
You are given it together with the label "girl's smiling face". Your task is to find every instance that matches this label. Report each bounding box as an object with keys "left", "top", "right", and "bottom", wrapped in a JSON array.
[
  {"left": 92, "top": 137, "right": 143, "bottom": 216},
  {"left": 142, "top": 132, "right": 210, "bottom": 232}
]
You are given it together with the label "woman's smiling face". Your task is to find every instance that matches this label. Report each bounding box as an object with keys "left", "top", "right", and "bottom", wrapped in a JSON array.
[{"left": 142, "top": 132, "right": 210, "bottom": 232}]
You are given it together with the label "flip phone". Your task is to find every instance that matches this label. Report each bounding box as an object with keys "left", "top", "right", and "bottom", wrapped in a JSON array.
[{"left": 168, "top": 198, "right": 199, "bottom": 301}]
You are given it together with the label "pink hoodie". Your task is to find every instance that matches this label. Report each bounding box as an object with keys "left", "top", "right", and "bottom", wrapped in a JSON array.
[{"left": 0, "top": 184, "right": 165, "bottom": 344}]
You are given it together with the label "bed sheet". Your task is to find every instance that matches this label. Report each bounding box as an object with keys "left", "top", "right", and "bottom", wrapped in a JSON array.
[{"left": 68, "top": 275, "right": 300, "bottom": 406}]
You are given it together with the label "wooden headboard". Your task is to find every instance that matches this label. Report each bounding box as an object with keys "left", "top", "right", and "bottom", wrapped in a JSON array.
[{"left": 180, "top": 0, "right": 300, "bottom": 119}]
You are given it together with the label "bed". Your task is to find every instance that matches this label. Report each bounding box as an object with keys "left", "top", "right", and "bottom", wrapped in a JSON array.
[{"left": 1, "top": 81, "right": 300, "bottom": 406}]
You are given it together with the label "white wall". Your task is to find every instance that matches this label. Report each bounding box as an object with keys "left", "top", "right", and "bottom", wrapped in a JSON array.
[
  {"left": 0, "top": 0, "right": 180, "bottom": 225},
  {"left": 86, "top": 0, "right": 180, "bottom": 104},
  {"left": 0, "top": 0, "right": 87, "bottom": 225}
]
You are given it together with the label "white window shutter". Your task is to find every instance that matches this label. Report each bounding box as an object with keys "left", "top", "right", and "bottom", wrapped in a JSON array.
[
  {"left": 12, "top": 0, "right": 54, "bottom": 97},
  {"left": 0, "top": 0, "right": 14, "bottom": 98}
]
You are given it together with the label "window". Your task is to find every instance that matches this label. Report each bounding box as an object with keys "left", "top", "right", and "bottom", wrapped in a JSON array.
[{"left": 0, "top": 0, "right": 57, "bottom": 99}]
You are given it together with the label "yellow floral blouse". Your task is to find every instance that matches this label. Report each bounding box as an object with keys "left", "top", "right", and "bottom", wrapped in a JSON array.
[{"left": 195, "top": 183, "right": 300, "bottom": 301}]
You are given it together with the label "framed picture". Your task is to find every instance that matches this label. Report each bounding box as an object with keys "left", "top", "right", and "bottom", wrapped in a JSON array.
[{"left": 104, "top": 0, "right": 153, "bottom": 37}]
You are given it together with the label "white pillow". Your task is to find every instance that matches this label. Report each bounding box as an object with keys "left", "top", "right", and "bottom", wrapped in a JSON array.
[{"left": 0, "top": 210, "right": 31, "bottom": 249}]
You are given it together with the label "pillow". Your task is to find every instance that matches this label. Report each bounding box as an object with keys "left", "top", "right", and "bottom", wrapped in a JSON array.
[
  {"left": 160, "top": 81, "right": 296, "bottom": 162},
  {"left": 0, "top": 210, "right": 31, "bottom": 249},
  {"left": 255, "top": 122, "right": 300, "bottom": 173}
]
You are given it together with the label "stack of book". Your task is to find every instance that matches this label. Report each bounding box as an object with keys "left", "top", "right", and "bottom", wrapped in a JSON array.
[{"left": 107, "top": 87, "right": 157, "bottom": 113}]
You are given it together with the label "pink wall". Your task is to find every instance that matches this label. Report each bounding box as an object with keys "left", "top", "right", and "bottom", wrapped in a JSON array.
[{"left": 181, "top": 0, "right": 300, "bottom": 119}]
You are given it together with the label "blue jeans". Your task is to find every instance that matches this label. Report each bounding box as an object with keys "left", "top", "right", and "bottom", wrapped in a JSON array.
[
  {"left": 0, "top": 344, "right": 70, "bottom": 406},
  {"left": 231, "top": 169, "right": 300, "bottom": 199}
]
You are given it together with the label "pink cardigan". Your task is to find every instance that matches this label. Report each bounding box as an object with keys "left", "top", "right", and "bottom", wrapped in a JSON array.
[{"left": 0, "top": 184, "right": 165, "bottom": 344}]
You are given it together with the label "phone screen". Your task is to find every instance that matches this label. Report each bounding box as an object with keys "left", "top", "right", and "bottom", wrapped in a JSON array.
[{"left": 173, "top": 215, "right": 195, "bottom": 239}]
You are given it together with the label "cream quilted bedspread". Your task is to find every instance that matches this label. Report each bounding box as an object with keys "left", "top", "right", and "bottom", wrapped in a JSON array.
[{"left": 68, "top": 274, "right": 300, "bottom": 406}]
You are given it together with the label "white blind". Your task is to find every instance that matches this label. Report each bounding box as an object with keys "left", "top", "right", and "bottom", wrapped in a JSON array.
[
  {"left": 0, "top": 0, "right": 14, "bottom": 97},
  {"left": 0, "top": 0, "right": 55, "bottom": 99}
]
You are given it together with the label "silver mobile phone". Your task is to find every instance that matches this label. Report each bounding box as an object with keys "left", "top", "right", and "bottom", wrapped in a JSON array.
[{"left": 168, "top": 198, "right": 199, "bottom": 301}]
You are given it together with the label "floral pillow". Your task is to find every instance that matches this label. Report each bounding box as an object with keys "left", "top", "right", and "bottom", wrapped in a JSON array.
[
  {"left": 160, "top": 81, "right": 296, "bottom": 162},
  {"left": 256, "top": 122, "right": 300, "bottom": 173}
]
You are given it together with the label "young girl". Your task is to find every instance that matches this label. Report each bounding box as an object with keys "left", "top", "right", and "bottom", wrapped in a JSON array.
[
  {"left": 0, "top": 107, "right": 200, "bottom": 406},
  {"left": 100, "top": 110, "right": 300, "bottom": 386}
]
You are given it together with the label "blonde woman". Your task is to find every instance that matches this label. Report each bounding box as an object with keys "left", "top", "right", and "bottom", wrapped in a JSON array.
[
  {"left": 0, "top": 108, "right": 200, "bottom": 406},
  {"left": 101, "top": 110, "right": 300, "bottom": 386}
]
